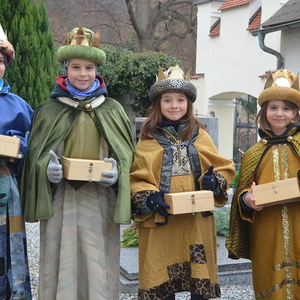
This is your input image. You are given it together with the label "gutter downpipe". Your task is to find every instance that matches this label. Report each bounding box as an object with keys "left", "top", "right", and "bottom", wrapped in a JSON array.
[
  {"left": 251, "top": 20, "right": 300, "bottom": 70},
  {"left": 257, "top": 31, "right": 283, "bottom": 70}
]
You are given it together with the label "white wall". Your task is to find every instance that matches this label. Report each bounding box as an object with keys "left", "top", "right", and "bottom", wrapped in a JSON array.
[
  {"left": 194, "top": 0, "right": 284, "bottom": 159},
  {"left": 281, "top": 28, "right": 300, "bottom": 73}
]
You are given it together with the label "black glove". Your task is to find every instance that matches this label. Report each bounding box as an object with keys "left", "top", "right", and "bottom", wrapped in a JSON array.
[
  {"left": 147, "top": 189, "right": 171, "bottom": 217},
  {"left": 202, "top": 165, "right": 217, "bottom": 191}
]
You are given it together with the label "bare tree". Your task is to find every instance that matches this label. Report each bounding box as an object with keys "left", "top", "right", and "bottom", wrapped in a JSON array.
[
  {"left": 116, "top": 0, "right": 197, "bottom": 69},
  {"left": 124, "top": 0, "right": 196, "bottom": 52},
  {"left": 44, "top": 0, "right": 197, "bottom": 70}
]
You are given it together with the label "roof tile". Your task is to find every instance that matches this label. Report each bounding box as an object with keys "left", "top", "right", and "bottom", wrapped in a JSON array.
[
  {"left": 219, "top": 0, "right": 252, "bottom": 11},
  {"left": 247, "top": 7, "right": 261, "bottom": 30},
  {"left": 209, "top": 18, "right": 221, "bottom": 36},
  {"left": 262, "top": 0, "right": 300, "bottom": 28}
]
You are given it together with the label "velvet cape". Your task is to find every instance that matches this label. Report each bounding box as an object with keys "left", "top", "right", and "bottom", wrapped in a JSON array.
[{"left": 20, "top": 96, "right": 134, "bottom": 224}]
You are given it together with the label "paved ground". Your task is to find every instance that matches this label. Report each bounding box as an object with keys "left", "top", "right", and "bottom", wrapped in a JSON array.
[{"left": 26, "top": 220, "right": 255, "bottom": 300}]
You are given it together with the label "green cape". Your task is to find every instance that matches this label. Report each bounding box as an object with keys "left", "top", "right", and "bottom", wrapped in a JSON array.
[{"left": 20, "top": 97, "right": 134, "bottom": 224}]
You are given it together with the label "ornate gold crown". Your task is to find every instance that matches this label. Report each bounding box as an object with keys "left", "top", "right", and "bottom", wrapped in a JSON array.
[
  {"left": 264, "top": 69, "right": 299, "bottom": 91},
  {"left": 149, "top": 64, "right": 196, "bottom": 102},
  {"left": 65, "top": 26, "right": 101, "bottom": 49},
  {"left": 156, "top": 64, "right": 191, "bottom": 81},
  {"left": 258, "top": 69, "right": 300, "bottom": 108},
  {"left": 57, "top": 26, "right": 105, "bottom": 66}
]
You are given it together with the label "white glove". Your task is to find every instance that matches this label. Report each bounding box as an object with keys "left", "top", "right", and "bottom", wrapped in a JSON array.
[
  {"left": 47, "top": 150, "right": 63, "bottom": 184},
  {"left": 99, "top": 158, "right": 118, "bottom": 187}
]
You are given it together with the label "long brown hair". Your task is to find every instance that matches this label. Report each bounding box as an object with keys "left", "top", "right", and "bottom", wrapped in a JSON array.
[
  {"left": 256, "top": 100, "right": 300, "bottom": 131},
  {"left": 140, "top": 95, "right": 206, "bottom": 141}
]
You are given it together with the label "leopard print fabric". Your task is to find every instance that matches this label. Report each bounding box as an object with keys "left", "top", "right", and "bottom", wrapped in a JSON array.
[
  {"left": 138, "top": 244, "right": 221, "bottom": 299},
  {"left": 190, "top": 244, "right": 207, "bottom": 264},
  {"left": 214, "top": 171, "right": 229, "bottom": 200},
  {"left": 131, "top": 190, "right": 156, "bottom": 220}
]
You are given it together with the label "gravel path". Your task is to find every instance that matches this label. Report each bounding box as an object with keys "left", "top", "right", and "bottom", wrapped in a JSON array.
[{"left": 25, "top": 222, "right": 255, "bottom": 300}]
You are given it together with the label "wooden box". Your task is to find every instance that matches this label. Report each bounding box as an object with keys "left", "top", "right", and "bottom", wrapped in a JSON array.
[
  {"left": 0, "top": 134, "right": 21, "bottom": 158},
  {"left": 164, "top": 191, "right": 214, "bottom": 215},
  {"left": 252, "top": 178, "right": 300, "bottom": 207},
  {"left": 61, "top": 157, "right": 112, "bottom": 182}
]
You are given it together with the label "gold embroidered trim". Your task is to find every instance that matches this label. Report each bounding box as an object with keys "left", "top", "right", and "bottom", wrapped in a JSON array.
[
  {"left": 281, "top": 144, "right": 292, "bottom": 299},
  {"left": 257, "top": 145, "right": 294, "bottom": 299},
  {"left": 57, "top": 95, "right": 105, "bottom": 108},
  {"left": 57, "top": 97, "right": 79, "bottom": 107},
  {"left": 273, "top": 260, "right": 300, "bottom": 271},
  {"left": 272, "top": 145, "right": 280, "bottom": 182},
  {"left": 256, "top": 279, "right": 300, "bottom": 298},
  {"left": 282, "top": 144, "right": 289, "bottom": 180},
  {"left": 91, "top": 95, "right": 105, "bottom": 108},
  {"left": 282, "top": 204, "right": 292, "bottom": 299}
]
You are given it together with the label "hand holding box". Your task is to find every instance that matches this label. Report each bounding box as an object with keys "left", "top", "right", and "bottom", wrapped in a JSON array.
[
  {"left": 62, "top": 157, "right": 112, "bottom": 182},
  {"left": 252, "top": 178, "right": 300, "bottom": 207},
  {"left": 164, "top": 191, "right": 214, "bottom": 215}
]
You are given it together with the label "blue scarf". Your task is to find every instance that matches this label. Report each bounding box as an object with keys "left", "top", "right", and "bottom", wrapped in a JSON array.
[
  {"left": 66, "top": 77, "right": 100, "bottom": 100},
  {"left": 0, "top": 79, "right": 11, "bottom": 94}
]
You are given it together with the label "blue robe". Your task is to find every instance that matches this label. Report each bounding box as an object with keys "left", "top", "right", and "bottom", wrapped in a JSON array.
[{"left": 0, "top": 83, "right": 33, "bottom": 300}]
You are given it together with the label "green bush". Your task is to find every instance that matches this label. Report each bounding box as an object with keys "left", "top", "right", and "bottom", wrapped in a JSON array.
[
  {"left": 98, "top": 46, "right": 180, "bottom": 116},
  {"left": 229, "top": 169, "right": 240, "bottom": 188},
  {"left": 0, "top": 0, "right": 57, "bottom": 109},
  {"left": 214, "top": 209, "right": 230, "bottom": 237},
  {"left": 121, "top": 222, "right": 139, "bottom": 248}
]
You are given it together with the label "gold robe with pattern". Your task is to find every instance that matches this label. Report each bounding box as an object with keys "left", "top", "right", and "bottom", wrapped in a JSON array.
[
  {"left": 226, "top": 127, "right": 300, "bottom": 299},
  {"left": 130, "top": 126, "right": 235, "bottom": 299}
]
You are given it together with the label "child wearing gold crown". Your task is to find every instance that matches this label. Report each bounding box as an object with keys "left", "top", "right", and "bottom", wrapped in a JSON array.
[
  {"left": 226, "top": 69, "right": 300, "bottom": 299},
  {"left": 20, "top": 27, "right": 134, "bottom": 299},
  {"left": 130, "top": 65, "right": 235, "bottom": 299},
  {"left": 0, "top": 25, "right": 33, "bottom": 299}
]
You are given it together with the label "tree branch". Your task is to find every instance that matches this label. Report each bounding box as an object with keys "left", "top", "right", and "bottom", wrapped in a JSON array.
[{"left": 125, "top": 0, "right": 146, "bottom": 40}]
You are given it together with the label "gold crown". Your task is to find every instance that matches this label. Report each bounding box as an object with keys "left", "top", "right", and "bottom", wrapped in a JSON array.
[
  {"left": 258, "top": 69, "right": 300, "bottom": 108},
  {"left": 57, "top": 26, "right": 105, "bottom": 66},
  {"left": 150, "top": 64, "right": 196, "bottom": 102},
  {"left": 65, "top": 26, "right": 101, "bottom": 49},
  {"left": 156, "top": 64, "right": 191, "bottom": 82},
  {"left": 264, "top": 69, "right": 299, "bottom": 91}
]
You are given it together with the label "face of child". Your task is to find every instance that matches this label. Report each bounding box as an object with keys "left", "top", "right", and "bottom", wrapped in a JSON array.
[
  {"left": 67, "top": 59, "right": 97, "bottom": 92},
  {"left": 160, "top": 92, "right": 188, "bottom": 121},
  {"left": 0, "top": 53, "right": 6, "bottom": 79},
  {"left": 266, "top": 100, "right": 298, "bottom": 135}
]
